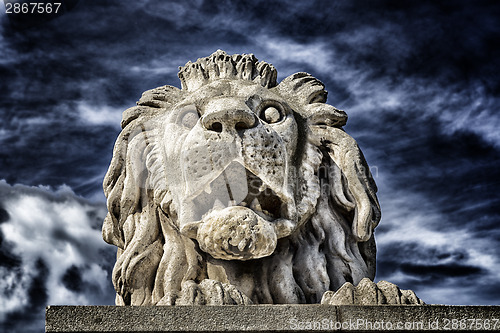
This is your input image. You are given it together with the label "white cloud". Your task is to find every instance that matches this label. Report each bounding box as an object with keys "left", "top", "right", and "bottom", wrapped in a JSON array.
[
  {"left": 437, "top": 85, "right": 500, "bottom": 147},
  {"left": 0, "top": 181, "right": 115, "bottom": 324},
  {"left": 0, "top": 266, "right": 31, "bottom": 319},
  {"left": 129, "top": 56, "right": 182, "bottom": 77},
  {"left": 77, "top": 102, "right": 123, "bottom": 126},
  {"left": 256, "top": 35, "right": 336, "bottom": 75}
]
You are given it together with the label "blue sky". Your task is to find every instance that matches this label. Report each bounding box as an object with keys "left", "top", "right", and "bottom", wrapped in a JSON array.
[{"left": 1, "top": 0, "right": 499, "bottom": 331}]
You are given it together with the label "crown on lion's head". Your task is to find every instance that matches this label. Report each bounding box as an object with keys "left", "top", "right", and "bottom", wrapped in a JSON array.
[{"left": 102, "top": 50, "right": 380, "bottom": 305}]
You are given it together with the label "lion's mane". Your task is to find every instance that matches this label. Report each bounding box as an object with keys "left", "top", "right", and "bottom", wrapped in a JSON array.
[{"left": 102, "top": 51, "right": 380, "bottom": 305}]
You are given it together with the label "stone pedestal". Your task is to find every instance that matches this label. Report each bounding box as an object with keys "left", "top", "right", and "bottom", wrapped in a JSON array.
[{"left": 46, "top": 305, "right": 500, "bottom": 332}]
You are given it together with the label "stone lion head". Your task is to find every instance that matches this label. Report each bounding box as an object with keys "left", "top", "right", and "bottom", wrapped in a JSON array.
[{"left": 102, "top": 50, "right": 381, "bottom": 305}]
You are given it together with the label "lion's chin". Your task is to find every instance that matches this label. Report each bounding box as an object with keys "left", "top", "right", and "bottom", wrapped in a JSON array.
[{"left": 195, "top": 206, "right": 277, "bottom": 261}]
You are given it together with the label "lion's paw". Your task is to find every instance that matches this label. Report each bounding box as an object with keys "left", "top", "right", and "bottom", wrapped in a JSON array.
[
  {"left": 175, "top": 279, "right": 253, "bottom": 305},
  {"left": 197, "top": 207, "right": 277, "bottom": 260},
  {"left": 321, "top": 278, "right": 424, "bottom": 305}
]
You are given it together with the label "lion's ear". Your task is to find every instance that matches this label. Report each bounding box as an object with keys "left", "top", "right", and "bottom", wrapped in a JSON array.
[
  {"left": 118, "top": 85, "right": 182, "bottom": 128},
  {"left": 276, "top": 73, "right": 348, "bottom": 126},
  {"left": 137, "top": 85, "right": 181, "bottom": 109},
  {"left": 275, "top": 72, "right": 327, "bottom": 106},
  {"left": 310, "top": 126, "right": 381, "bottom": 242}
]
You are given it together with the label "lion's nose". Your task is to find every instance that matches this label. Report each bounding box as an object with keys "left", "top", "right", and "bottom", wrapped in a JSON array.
[{"left": 202, "top": 109, "right": 257, "bottom": 133}]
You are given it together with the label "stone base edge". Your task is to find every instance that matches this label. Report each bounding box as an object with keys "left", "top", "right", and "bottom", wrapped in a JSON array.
[{"left": 46, "top": 305, "right": 500, "bottom": 332}]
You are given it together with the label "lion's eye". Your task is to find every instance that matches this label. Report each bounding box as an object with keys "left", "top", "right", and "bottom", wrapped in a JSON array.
[
  {"left": 181, "top": 111, "right": 199, "bottom": 128},
  {"left": 260, "top": 104, "right": 284, "bottom": 124},
  {"left": 177, "top": 105, "right": 200, "bottom": 129}
]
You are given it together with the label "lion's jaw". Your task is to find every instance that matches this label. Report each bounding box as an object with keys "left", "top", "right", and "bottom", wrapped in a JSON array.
[{"left": 161, "top": 80, "right": 303, "bottom": 260}]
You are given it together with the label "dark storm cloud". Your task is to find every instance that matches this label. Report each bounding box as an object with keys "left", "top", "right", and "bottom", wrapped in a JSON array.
[
  {"left": 0, "top": 1, "right": 498, "bottom": 330},
  {"left": 377, "top": 241, "right": 500, "bottom": 305},
  {"left": 374, "top": 185, "right": 500, "bottom": 305},
  {"left": 355, "top": 111, "right": 500, "bottom": 232},
  {"left": 2, "top": 0, "right": 498, "bottom": 197}
]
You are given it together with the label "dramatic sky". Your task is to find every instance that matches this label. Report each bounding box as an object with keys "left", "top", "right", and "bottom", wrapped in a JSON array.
[{"left": 1, "top": 0, "right": 499, "bottom": 331}]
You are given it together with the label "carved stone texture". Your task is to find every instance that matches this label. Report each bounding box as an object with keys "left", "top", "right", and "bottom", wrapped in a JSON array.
[
  {"left": 321, "top": 278, "right": 424, "bottom": 305},
  {"left": 102, "top": 50, "right": 420, "bottom": 306}
]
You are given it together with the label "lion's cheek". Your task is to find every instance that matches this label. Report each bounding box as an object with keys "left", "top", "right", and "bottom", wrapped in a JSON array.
[{"left": 196, "top": 207, "right": 277, "bottom": 260}]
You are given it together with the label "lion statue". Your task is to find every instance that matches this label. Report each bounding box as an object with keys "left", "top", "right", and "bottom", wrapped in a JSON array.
[{"left": 102, "top": 50, "right": 423, "bottom": 306}]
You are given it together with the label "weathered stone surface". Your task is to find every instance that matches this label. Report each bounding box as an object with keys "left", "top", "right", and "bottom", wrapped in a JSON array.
[
  {"left": 46, "top": 305, "right": 500, "bottom": 332},
  {"left": 101, "top": 50, "right": 419, "bottom": 306},
  {"left": 321, "top": 278, "right": 425, "bottom": 305}
]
